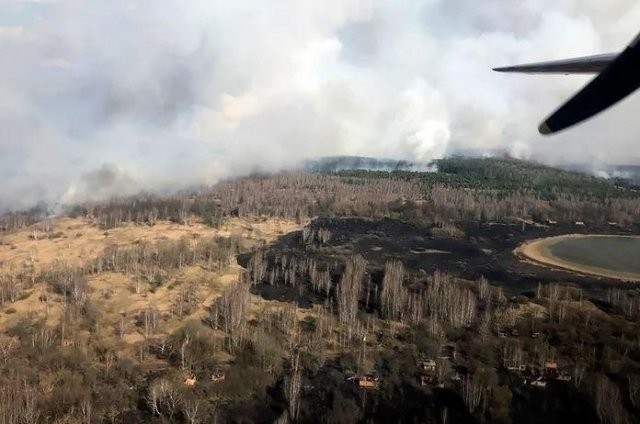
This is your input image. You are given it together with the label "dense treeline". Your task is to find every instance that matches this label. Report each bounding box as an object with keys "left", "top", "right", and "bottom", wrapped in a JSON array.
[
  {"left": 68, "top": 173, "right": 422, "bottom": 229},
  {"left": 3, "top": 158, "right": 640, "bottom": 233},
  {"left": 0, "top": 158, "right": 640, "bottom": 230},
  {"left": 340, "top": 158, "right": 640, "bottom": 224},
  {"left": 341, "top": 157, "right": 633, "bottom": 201},
  {"left": 246, "top": 251, "right": 479, "bottom": 334},
  {"left": 56, "top": 158, "right": 640, "bottom": 229},
  {"left": 0, "top": 202, "right": 49, "bottom": 232}
]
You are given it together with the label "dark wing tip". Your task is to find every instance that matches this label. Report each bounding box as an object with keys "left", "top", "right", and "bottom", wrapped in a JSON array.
[{"left": 538, "top": 122, "right": 553, "bottom": 135}]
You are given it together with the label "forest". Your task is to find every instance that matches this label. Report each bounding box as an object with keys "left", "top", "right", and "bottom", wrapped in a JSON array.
[
  {"left": 27, "top": 157, "right": 638, "bottom": 232},
  {"left": 1, "top": 157, "right": 640, "bottom": 423}
]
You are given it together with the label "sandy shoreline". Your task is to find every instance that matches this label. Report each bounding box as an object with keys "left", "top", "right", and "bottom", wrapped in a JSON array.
[{"left": 515, "top": 234, "right": 640, "bottom": 282}]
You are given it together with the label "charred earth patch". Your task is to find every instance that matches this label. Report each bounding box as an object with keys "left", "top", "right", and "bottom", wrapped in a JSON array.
[{"left": 241, "top": 217, "right": 640, "bottom": 307}]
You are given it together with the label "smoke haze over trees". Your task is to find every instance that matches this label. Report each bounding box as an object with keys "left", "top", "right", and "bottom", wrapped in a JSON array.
[{"left": 3, "top": 1, "right": 640, "bottom": 210}]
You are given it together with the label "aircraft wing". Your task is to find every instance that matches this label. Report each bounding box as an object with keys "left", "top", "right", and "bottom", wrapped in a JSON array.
[
  {"left": 494, "top": 31, "right": 640, "bottom": 134},
  {"left": 539, "top": 33, "right": 640, "bottom": 134},
  {"left": 493, "top": 53, "right": 617, "bottom": 74}
]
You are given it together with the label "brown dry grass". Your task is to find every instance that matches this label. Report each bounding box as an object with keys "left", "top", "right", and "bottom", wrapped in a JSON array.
[
  {"left": 515, "top": 302, "right": 547, "bottom": 319},
  {"left": 0, "top": 284, "right": 64, "bottom": 329},
  {"left": 87, "top": 264, "right": 243, "bottom": 343},
  {"left": 0, "top": 216, "right": 300, "bottom": 271},
  {"left": 0, "top": 216, "right": 302, "bottom": 348}
]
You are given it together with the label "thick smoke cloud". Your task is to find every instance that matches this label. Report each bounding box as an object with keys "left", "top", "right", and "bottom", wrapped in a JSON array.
[{"left": 1, "top": 0, "right": 640, "bottom": 210}]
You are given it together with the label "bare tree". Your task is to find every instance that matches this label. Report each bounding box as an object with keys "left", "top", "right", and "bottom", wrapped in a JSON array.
[
  {"left": 478, "top": 276, "right": 493, "bottom": 304},
  {"left": 146, "top": 379, "right": 182, "bottom": 420},
  {"left": 210, "top": 280, "right": 250, "bottom": 351},
  {"left": 461, "top": 374, "right": 485, "bottom": 413},
  {"left": 80, "top": 397, "right": 92, "bottom": 424},
  {"left": 183, "top": 397, "right": 201, "bottom": 424},
  {"left": 142, "top": 307, "right": 159, "bottom": 338},
  {"left": 423, "top": 271, "right": 477, "bottom": 328},
  {"left": 248, "top": 250, "right": 267, "bottom": 285},
  {"left": 0, "top": 335, "right": 18, "bottom": 365},
  {"left": 285, "top": 353, "right": 302, "bottom": 423},
  {"left": 501, "top": 340, "right": 524, "bottom": 370},
  {"left": 0, "top": 380, "right": 40, "bottom": 424},
  {"left": 593, "top": 374, "right": 629, "bottom": 424},
  {"left": 573, "top": 362, "right": 586, "bottom": 389},
  {"left": 380, "top": 260, "right": 406, "bottom": 321},
  {"left": 436, "top": 358, "right": 452, "bottom": 384},
  {"left": 181, "top": 331, "right": 192, "bottom": 372},
  {"left": 336, "top": 256, "right": 366, "bottom": 342}
]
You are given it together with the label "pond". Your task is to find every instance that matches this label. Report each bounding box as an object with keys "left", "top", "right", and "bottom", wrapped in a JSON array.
[{"left": 517, "top": 235, "right": 640, "bottom": 281}]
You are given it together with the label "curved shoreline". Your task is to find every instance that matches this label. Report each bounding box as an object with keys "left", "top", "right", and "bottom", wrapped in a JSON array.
[{"left": 515, "top": 234, "right": 640, "bottom": 282}]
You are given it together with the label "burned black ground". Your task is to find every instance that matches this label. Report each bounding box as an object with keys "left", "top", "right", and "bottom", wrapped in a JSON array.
[{"left": 243, "top": 217, "right": 640, "bottom": 306}]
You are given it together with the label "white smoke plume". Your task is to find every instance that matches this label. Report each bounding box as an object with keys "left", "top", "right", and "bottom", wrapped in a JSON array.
[{"left": 2, "top": 0, "right": 640, "bottom": 210}]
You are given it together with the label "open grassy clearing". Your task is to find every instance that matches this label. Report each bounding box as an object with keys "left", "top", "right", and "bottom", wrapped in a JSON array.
[
  {"left": 0, "top": 216, "right": 300, "bottom": 270},
  {"left": 0, "top": 216, "right": 302, "bottom": 355}
]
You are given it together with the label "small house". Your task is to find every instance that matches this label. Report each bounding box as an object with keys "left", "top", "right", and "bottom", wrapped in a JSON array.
[
  {"left": 421, "top": 359, "right": 437, "bottom": 372},
  {"left": 450, "top": 373, "right": 463, "bottom": 382},
  {"left": 358, "top": 375, "right": 380, "bottom": 391},
  {"left": 558, "top": 372, "right": 572, "bottom": 382},
  {"left": 506, "top": 364, "right": 526, "bottom": 373},
  {"left": 531, "top": 377, "right": 547, "bottom": 388},
  {"left": 211, "top": 369, "right": 226, "bottom": 383},
  {"left": 439, "top": 344, "right": 457, "bottom": 360}
]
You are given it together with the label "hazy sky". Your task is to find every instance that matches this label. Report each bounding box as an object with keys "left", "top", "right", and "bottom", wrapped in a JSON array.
[{"left": 2, "top": 0, "right": 640, "bottom": 210}]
